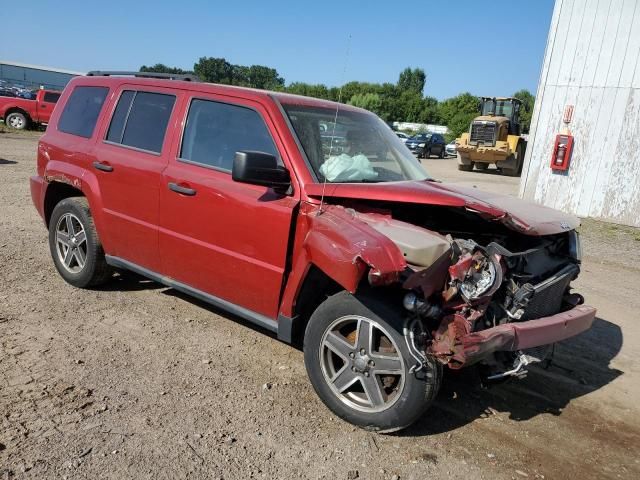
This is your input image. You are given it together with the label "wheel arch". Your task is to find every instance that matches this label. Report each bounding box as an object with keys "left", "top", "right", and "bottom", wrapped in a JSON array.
[
  {"left": 286, "top": 264, "right": 345, "bottom": 347},
  {"left": 4, "top": 107, "right": 32, "bottom": 124},
  {"left": 44, "top": 181, "right": 85, "bottom": 227}
]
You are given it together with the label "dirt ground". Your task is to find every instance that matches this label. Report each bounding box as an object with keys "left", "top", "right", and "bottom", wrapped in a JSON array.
[{"left": 1, "top": 132, "right": 639, "bottom": 480}]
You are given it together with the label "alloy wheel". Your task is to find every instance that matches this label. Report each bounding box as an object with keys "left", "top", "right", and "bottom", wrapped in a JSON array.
[
  {"left": 319, "top": 315, "right": 405, "bottom": 413},
  {"left": 55, "top": 212, "right": 88, "bottom": 274}
]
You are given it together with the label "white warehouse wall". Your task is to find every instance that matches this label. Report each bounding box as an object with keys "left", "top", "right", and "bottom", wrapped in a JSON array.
[{"left": 520, "top": 0, "right": 640, "bottom": 227}]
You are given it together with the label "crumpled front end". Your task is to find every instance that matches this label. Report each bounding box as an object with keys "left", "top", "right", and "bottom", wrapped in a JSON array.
[
  {"left": 399, "top": 229, "right": 594, "bottom": 377},
  {"left": 302, "top": 198, "right": 594, "bottom": 380},
  {"left": 334, "top": 203, "right": 595, "bottom": 379}
]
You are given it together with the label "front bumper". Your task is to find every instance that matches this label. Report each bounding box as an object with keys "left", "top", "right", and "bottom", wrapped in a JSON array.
[
  {"left": 432, "top": 304, "right": 596, "bottom": 368},
  {"left": 406, "top": 144, "right": 425, "bottom": 156},
  {"left": 457, "top": 141, "right": 511, "bottom": 162}
]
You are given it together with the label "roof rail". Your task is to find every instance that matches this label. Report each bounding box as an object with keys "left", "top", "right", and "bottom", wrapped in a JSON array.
[{"left": 86, "top": 71, "right": 200, "bottom": 82}]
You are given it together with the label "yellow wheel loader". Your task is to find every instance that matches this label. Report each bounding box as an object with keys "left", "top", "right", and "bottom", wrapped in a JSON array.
[{"left": 456, "top": 97, "right": 527, "bottom": 176}]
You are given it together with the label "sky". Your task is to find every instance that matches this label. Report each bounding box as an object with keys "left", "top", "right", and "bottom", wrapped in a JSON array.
[{"left": 1, "top": 0, "right": 555, "bottom": 100}]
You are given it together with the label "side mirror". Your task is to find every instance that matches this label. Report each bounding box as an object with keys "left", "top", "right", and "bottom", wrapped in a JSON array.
[{"left": 232, "top": 151, "right": 291, "bottom": 193}]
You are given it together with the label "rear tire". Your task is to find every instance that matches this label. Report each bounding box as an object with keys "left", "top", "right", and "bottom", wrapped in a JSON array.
[
  {"left": 439, "top": 148, "right": 445, "bottom": 159},
  {"left": 458, "top": 162, "right": 474, "bottom": 171},
  {"left": 475, "top": 162, "right": 488, "bottom": 171},
  {"left": 48, "top": 197, "right": 112, "bottom": 288},
  {"left": 6, "top": 112, "right": 28, "bottom": 130},
  {"left": 304, "top": 291, "right": 442, "bottom": 433}
]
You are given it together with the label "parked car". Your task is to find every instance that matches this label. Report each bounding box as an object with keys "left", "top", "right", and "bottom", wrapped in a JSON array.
[
  {"left": 395, "top": 131, "right": 410, "bottom": 143},
  {"left": 445, "top": 140, "right": 457, "bottom": 157},
  {"left": 0, "top": 88, "right": 17, "bottom": 98},
  {"left": 31, "top": 72, "right": 595, "bottom": 433},
  {"left": 405, "top": 133, "right": 446, "bottom": 158},
  {"left": 0, "top": 89, "right": 61, "bottom": 129}
]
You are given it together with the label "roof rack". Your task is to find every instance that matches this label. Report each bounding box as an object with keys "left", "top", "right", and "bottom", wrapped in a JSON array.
[{"left": 86, "top": 71, "right": 200, "bottom": 82}]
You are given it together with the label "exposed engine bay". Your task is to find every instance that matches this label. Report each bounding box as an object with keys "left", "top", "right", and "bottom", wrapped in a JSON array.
[{"left": 347, "top": 201, "right": 585, "bottom": 380}]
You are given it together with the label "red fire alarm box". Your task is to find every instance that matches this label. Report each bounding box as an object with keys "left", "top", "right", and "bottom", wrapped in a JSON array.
[{"left": 550, "top": 134, "right": 574, "bottom": 171}]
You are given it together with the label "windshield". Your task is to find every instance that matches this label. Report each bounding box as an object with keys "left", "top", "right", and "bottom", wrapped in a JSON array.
[
  {"left": 482, "top": 99, "right": 514, "bottom": 117},
  {"left": 281, "top": 103, "right": 431, "bottom": 183},
  {"left": 410, "top": 133, "right": 431, "bottom": 141}
]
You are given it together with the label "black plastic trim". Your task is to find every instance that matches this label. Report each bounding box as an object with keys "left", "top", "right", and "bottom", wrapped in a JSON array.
[
  {"left": 105, "top": 256, "right": 278, "bottom": 333},
  {"left": 276, "top": 313, "right": 297, "bottom": 343}
]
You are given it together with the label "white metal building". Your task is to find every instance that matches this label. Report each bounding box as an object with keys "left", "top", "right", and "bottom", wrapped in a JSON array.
[{"left": 520, "top": 0, "right": 640, "bottom": 227}]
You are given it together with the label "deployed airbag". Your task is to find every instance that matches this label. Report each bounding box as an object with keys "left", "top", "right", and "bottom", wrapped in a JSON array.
[{"left": 320, "top": 154, "right": 378, "bottom": 182}]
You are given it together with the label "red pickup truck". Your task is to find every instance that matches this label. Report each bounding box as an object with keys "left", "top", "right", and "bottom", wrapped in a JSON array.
[{"left": 0, "top": 89, "right": 61, "bottom": 129}]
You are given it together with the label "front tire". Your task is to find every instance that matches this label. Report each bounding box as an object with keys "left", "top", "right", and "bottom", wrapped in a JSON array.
[
  {"left": 304, "top": 291, "right": 441, "bottom": 432},
  {"left": 502, "top": 142, "right": 525, "bottom": 177},
  {"left": 48, "top": 197, "right": 112, "bottom": 288}
]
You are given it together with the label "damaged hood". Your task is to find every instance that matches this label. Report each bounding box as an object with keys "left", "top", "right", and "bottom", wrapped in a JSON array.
[{"left": 305, "top": 180, "right": 579, "bottom": 236}]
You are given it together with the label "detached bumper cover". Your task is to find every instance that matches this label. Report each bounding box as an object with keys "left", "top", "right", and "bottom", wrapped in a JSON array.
[{"left": 432, "top": 304, "right": 596, "bottom": 368}]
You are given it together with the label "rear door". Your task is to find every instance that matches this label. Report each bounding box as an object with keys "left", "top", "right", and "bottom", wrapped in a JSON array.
[
  {"left": 159, "top": 93, "right": 299, "bottom": 319},
  {"left": 92, "top": 86, "right": 181, "bottom": 272},
  {"left": 37, "top": 91, "right": 61, "bottom": 123}
]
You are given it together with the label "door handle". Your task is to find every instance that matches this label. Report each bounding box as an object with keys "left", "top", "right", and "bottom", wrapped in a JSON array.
[
  {"left": 168, "top": 182, "right": 196, "bottom": 196},
  {"left": 93, "top": 161, "right": 113, "bottom": 172}
]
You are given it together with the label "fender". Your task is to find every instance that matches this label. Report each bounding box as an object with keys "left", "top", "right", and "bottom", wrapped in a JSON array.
[
  {"left": 44, "top": 160, "right": 112, "bottom": 252},
  {"left": 279, "top": 202, "right": 407, "bottom": 317},
  {"left": 506, "top": 134, "right": 521, "bottom": 154}
]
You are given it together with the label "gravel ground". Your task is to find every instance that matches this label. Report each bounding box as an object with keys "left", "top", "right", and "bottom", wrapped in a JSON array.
[{"left": 1, "top": 132, "right": 639, "bottom": 479}]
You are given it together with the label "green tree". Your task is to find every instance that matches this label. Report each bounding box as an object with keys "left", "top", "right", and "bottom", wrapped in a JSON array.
[
  {"left": 418, "top": 96, "right": 439, "bottom": 124},
  {"left": 437, "top": 92, "right": 479, "bottom": 141},
  {"left": 246, "top": 65, "right": 285, "bottom": 90},
  {"left": 397, "top": 67, "right": 426, "bottom": 95},
  {"left": 286, "top": 82, "right": 331, "bottom": 99},
  {"left": 139, "top": 64, "right": 190, "bottom": 75},
  {"left": 513, "top": 89, "right": 535, "bottom": 133},
  {"left": 348, "top": 93, "right": 382, "bottom": 115},
  {"left": 194, "top": 57, "right": 234, "bottom": 84}
]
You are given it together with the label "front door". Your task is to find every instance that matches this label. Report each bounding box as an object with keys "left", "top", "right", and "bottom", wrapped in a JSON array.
[
  {"left": 92, "top": 86, "right": 180, "bottom": 272},
  {"left": 159, "top": 95, "right": 298, "bottom": 319}
]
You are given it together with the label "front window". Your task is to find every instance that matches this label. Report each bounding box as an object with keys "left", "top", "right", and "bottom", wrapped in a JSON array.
[
  {"left": 281, "top": 103, "right": 431, "bottom": 183},
  {"left": 482, "top": 99, "right": 514, "bottom": 117}
]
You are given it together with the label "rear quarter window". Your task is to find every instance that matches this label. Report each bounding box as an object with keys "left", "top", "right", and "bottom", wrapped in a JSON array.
[{"left": 58, "top": 86, "right": 109, "bottom": 138}]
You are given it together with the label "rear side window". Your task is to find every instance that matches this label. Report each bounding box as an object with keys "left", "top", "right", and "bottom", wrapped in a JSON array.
[
  {"left": 179, "top": 99, "right": 278, "bottom": 171},
  {"left": 106, "top": 90, "right": 176, "bottom": 154},
  {"left": 58, "top": 86, "right": 109, "bottom": 138},
  {"left": 43, "top": 92, "right": 61, "bottom": 103}
]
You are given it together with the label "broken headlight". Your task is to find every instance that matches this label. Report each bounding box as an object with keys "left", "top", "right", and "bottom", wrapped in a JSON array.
[{"left": 459, "top": 252, "right": 502, "bottom": 302}]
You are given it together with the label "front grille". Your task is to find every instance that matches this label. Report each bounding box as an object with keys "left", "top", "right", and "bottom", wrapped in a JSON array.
[
  {"left": 520, "top": 264, "right": 578, "bottom": 320},
  {"left": 470, "top": 121, "right": 496, "bottom": 145}
]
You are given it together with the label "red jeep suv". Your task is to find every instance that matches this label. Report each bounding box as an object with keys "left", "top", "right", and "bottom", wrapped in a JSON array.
[{"left": 31, "top": 72, "right": 595, "bottom": 432}]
